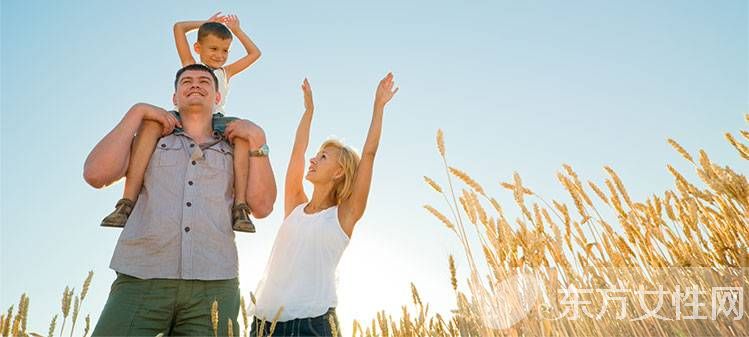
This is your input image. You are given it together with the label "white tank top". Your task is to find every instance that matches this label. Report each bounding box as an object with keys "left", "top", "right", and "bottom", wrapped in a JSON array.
[
  {"left": 212, "top": 67, "right": 229, "bottom": 114},
  {"left": 252, "top": 203, "right": 350, "bottom": 321}
]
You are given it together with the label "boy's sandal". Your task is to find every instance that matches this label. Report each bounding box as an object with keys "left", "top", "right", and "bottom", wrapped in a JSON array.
[
  {"left": 232, "top": 203, "right": 256, "bottom": 233},
  {"left": 101, "top": 198, "right": 135, "bottom": 228}
]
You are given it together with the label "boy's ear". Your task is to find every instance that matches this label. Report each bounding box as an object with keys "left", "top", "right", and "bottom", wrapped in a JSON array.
[{"left": 193, "top": 42, "right": 201, "bottom": 54}]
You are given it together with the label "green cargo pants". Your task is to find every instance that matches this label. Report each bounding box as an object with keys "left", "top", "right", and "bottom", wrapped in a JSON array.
[{"left": 92, "top": 273, "right": 240, "bottom": 336}]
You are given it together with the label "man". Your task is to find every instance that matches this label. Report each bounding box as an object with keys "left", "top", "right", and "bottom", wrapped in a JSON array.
[{"left": 84, "top": 64, "right": 276, "bottom": 336}]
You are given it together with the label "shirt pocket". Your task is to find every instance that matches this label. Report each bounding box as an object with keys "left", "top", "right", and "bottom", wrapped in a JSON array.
[
  {"left": 203, "top": 142, "right": 233, "bottom": 173},
  {"left": 200, "top": 143, "right": 234, "bottom": 200},
  {"left": 152, "top": 136, "right": 184, "bottom": 167}
]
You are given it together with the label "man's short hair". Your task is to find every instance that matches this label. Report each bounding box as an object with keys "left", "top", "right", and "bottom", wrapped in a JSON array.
[
  {"left": 174, "top": 64, "right": 219, "bottom": 91},
  {"left": 197, "top": 22, "right": 232, "bottom": 42}
]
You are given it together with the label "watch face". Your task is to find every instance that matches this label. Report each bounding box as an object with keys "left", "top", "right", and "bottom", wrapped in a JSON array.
[{"left": 250, "top": 144, "right": 270, "bottom": 157}]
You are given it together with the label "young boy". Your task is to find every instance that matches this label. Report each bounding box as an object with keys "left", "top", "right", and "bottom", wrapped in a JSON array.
[{"left": 100, "top": 12, "right": 263, "bottom": 233}]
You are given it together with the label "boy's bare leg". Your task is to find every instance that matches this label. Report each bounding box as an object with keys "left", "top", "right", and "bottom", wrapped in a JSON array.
[
  {"left": 231, "top": 138, "right": 255, "bottom": 232},
  {"left": 124, "top": 120, "right": 163, "bottom": 201},
  {"left": 233, "top": 138, "right": 249, "bottom": 206},
  {"left": 101, "top": 120, "right": 162, "bottom": 227}
]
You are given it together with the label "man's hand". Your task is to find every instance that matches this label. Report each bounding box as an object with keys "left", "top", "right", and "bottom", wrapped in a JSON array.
[
  {"left": 223, "top": 14, "right": 241, "bottom": 32},
  {"left": 302, "top": 78, "right": 314, "bottom": 112},
  {"left": 374, "top": 72, "right": 399, "bottom": 108},
  {"left": 135, "top": 103, "right": 181, "bottom": 136},
  {"left": 224, "top": 119, "right": 266, "bottom": 147}
]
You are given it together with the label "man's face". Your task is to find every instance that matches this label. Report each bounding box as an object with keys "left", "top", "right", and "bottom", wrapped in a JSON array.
[{"left": 172, "top": 69, "right": 221, "bottom": 111}]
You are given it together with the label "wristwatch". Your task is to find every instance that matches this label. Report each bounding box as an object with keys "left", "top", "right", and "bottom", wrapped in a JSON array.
[{"left": 249, "top": 144, "right": 270, "bottom": 157}]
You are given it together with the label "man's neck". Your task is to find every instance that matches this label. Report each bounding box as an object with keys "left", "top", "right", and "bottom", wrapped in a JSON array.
[{"left": 178, "top": 107, "right": 214, "bottom": 144}]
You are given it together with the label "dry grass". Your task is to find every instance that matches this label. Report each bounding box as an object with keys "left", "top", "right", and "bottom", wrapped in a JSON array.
[
  {"left": 4, "top": 116, "right": 748, "bottom": 337},
  {"left": 349, "top": 116, "right": 748, "bottom": 336},
  {"left": 0, "top": 272, "right": 93, "bottom": 337}
]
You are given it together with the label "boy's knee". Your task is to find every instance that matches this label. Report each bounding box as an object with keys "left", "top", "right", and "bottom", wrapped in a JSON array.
[
  {"left": 141, "top": 119, "right": 163, "bottom": 129},
  {"left": 129, "top": 102, "right": 153, "bottom": 114}
]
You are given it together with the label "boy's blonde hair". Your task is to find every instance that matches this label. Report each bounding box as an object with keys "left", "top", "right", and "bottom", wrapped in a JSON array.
[{"left": 319, "top": 139, "right": 360, "bottom": 205}]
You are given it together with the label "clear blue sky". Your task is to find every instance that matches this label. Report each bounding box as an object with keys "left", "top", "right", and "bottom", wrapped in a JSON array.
[{"left": 2, "top": 0, "right": 746, "bottom": 334}]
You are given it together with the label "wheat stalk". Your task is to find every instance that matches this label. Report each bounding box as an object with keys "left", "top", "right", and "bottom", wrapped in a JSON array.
[
  {"left": 240, "top": 296, "right": 248, "bottom": 337},
  {"left": 211, "top": 299, "right": 219, "bottom": 337},
  {"left": 328, "top": 314, "right": 339, "bottom": 337},
  {"left": 268, "top": 306, "right": 284, "bottom": 337},
  {"left": 47, "top": 315, "right": 57, "bottom": 337},
  {"left": 436, "top": 129, "right": 445, "bottom": 157},
  {"left": 668, "top": 138, "right": 695, "bottom": 163},
  {"left": 424, "top": 205, "right": 455, "bottom": 232},
  {"left": 424, "top": 176, "right": 443, "bottom": 193},
  {"left": 82, "top": 315, "right": 90, "bottom": 337}
]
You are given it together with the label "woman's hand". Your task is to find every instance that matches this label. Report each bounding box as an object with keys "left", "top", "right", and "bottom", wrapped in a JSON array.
[
  {"left": 374, "top": 72, "right": 399, "bottom": 108},
  {"left": 302, "top": 78, "right": 314, "bottom": 112}
]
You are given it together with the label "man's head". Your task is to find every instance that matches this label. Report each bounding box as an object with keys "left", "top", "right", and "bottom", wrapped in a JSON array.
[
  {"left": 173, "top": 64, "right": 221, "bottom": 112},
  {"left": 194, "top": 22, "right": 233, "bottom": 69}
]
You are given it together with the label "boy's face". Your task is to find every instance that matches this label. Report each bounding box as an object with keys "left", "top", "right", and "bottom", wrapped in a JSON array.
[{"left": 194, "top": 34, "right": 231, "bottom": 69}]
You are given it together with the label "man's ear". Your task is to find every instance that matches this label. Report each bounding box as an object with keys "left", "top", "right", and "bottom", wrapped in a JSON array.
[
  {"left": 172, "top": 92, "right": 177, "bottom": 106},
  {"left": 215, "top": 91, "right": 222, "bottom": 105}
]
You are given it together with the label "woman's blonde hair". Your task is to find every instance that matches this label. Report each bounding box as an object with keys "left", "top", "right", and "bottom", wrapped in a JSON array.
[{"left": 319, "top": 139, "right": 360, "bottom": 205}]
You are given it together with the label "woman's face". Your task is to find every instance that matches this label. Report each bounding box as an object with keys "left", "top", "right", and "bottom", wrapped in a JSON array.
[{"left": 306, "top": 146, "right": 343, "bottom": 183}]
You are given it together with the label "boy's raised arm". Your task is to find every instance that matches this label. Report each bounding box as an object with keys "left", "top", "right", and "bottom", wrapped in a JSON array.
[
  {"left": 173, "top": 12, "right": 225, "bottom": 67},
  {"left": 222, "top": 15, "right": 262, "bottom": 79}
]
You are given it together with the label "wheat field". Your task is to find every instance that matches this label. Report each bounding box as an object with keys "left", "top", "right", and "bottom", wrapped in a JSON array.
[{"left": 2, "top": 115, "right": 748, "bottom": 337}]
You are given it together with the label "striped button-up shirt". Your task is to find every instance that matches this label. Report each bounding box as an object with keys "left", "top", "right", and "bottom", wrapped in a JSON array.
[{"left": 110, "top": 131, "right": 238, "bottom": 280}]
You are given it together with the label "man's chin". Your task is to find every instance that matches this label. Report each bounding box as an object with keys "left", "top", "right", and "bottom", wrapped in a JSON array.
[{"left": 177, "top": 102, "right": 212, "bottom": 113}]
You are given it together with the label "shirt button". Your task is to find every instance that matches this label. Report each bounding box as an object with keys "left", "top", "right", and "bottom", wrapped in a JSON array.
[
  {"left": 192, "top": 160, "right": 197, "bottom": 165},
  {"left": 184, "top": 227, "right": 190, "bottom": 233},
  {"left": 188, "top": 181, "right": 194, "bottom": 186},
  {"left": 186, "top": 202, "right": 192, "bottom": 207},
  {"left": 190, "top": 143, "right": 195, "bottom": 148},
  {"left": 160, "top": 144, "right": 166, "bottom": 148}
]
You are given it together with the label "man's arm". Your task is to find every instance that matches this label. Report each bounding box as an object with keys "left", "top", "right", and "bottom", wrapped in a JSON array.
[
  {"left": 83, "top": 103, "right": 179, "bottom": 188},
  {"left": 224, "top": 120, "right": 277, "bottom": 218},
  {"left": 222, "top": 15, "right": 262, "bottom": 80},
  {"left": 174, "top": 12, "right": 225, "bottom": 67}
]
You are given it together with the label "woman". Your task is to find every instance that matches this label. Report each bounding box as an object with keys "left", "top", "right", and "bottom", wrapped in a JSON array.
[{"left": 251, "top": 73, "right": 398, "bottom": 337}]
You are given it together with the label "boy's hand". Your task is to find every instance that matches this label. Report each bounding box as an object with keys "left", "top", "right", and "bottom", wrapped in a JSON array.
[
  {"left": 207, "top": 12, "right": 226, "bottom": 23},
  {"left": 223, "top": 14, "right": 241, "bottom": 32},
  {"left": 374, "top": 72, "right": 399, "bottom": 108},
  {"left": 301, "top": 78, "right": 314, "bottom": 112}
]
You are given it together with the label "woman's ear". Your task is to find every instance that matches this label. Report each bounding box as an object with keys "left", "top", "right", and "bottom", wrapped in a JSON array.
[{"left": 333, "top": 167, "right": 345, "bottom": 181}]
